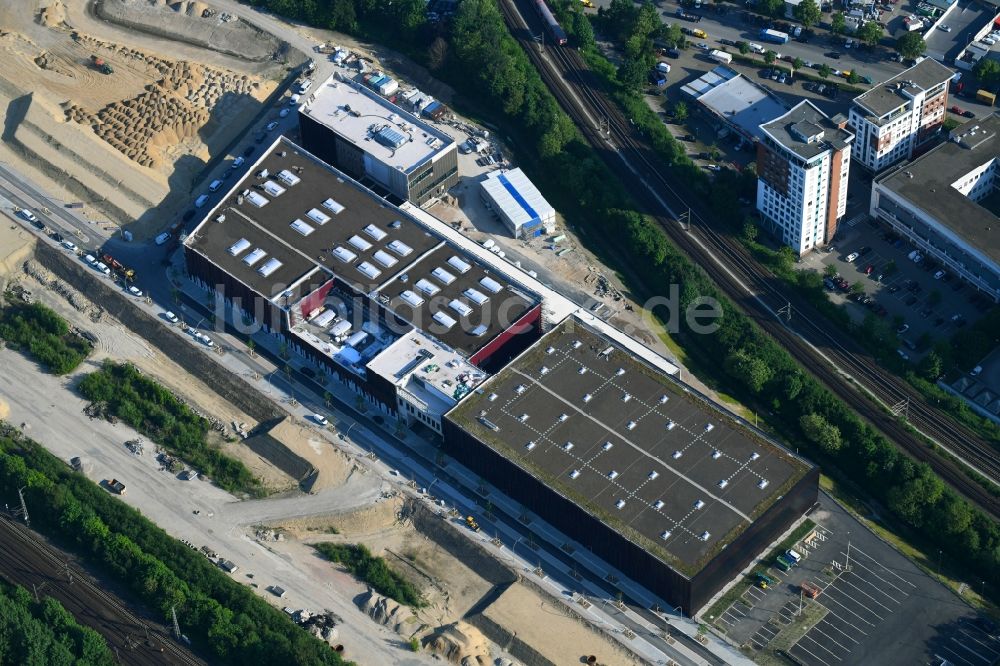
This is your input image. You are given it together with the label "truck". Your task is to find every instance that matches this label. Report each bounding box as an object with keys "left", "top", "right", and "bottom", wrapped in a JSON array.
[
  {"left": 977, "top": 89, "right": 996, "bottom": 106},
  {"left": 759, "top": 28, "right": 789, "bottom": 44},
  {"left": 709, "top": 50, "right": 733, "bottom": 64},
  {"left": 90, "top": 55, "right": 113, "bottom": 75},
  {"left": 776, "top": 553, "right": 796, "bottom": 569},
  {"left": 465, "top": 516, "right": 481, "bottom": 532},
  {"left": 774, "top": 556, "right": 792, "bottom": 572},
  {"left": 107, "top": 479, "right": 126, "bottom": 495},
  {"left": 676, "top": 9, "right": 701, "bottom": 22},
  {"left": 100, "top": 253, "right": 135, "bottom": 281},
  {"left": 748, "top": 42, "right": 766, "bottom": 54}
]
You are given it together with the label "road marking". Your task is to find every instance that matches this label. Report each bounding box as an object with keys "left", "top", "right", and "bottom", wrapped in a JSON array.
[
  {"left": 951, "top": 636, "right": 996, "bottom": 664},
  {"left": 794, "top": 636, "right": 836, "bottom": 665},
  {"left": 939, "top": 643, "right": 980, "bottom": 666},
  {"left": 835, "top": 573, "right": 895, "bottom": 614},
  {"left": 811, "top": 624, "right": 854, "bottom": 653},
  {"left": 957, "top": 629, "right": 1000, "bottom": 657},
  {"left": 844, "top": 544, "right": 917, "bottom": 588},
  {"left": 816, "top": 617, "right": 861, "bottom": 644},
  {"left": 817, "top": 594, "right": 875, "bottom": 630},
  {"left": 837, "top": 551, "right": 910, "bottom": 597}
]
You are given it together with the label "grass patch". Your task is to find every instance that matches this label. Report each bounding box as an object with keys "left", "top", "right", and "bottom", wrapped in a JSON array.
[
  {"left": 0, "top": 299, "right": 91, "bottom": 374},
  {"left": 77, "top": 361, "right": 262, "bottom": 496},
  {"left": 313, "top": 543, "right": 424, "bottom": 607}
]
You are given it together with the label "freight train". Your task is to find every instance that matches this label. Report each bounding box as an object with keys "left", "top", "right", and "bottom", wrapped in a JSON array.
[{"left": 535, "top": 0, "right": 568, "bottom": 46}]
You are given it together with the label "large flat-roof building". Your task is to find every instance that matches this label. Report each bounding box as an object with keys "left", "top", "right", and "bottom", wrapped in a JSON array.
[
  {"left": 757, "top": 101, "right": 854, "bottom": 254},
  {"left": 848, "top": 58, "right": 953, "bottom": 173},
  {"left": 445, "top": 317, "right": 817, "bottom": 614},
  {"left": 681, "top": 66, "right": 788, "bottom": 143},
  {"left": 298, "top": 74, "right": 459, "bottom": 206},
  {"left": 183, "top": 137, "right": 541, "bottom": 430},
  {"left": 480, "top": 168, "right": 556, "bottom": 239},
  {"left": 870, "top": 114, "right": 1000, "bottom": 301}
]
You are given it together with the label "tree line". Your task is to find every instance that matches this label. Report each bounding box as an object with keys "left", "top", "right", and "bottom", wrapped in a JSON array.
[
  {"left": 0, "top": 300, "right": 92, "bottom": 375},
  {"left": 0, "top": 429, "right": 350, "bottom": 665},
  {"left": 0, "top": 578, "right": 115, "bottom": 665},
  {"left": 240, "top": 0, "right": 999, "bottom": 600},
  {"left": 77, "top": 361, "right": 262, "bottom": 496},
  {"left": 313, "top": 543, "right": 424, "bottom": 607}
]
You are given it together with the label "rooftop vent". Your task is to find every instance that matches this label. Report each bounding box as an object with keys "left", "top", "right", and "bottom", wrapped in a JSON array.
[
  {"left": 306, "top": 208, "right": 330, "bottom": 225},
  {"left": 758, "top": 479, "right": 769, "bottom": 490},
  {"left": 578, "top": 366, "right": 587, "bottom": 375},
  {"left": 660, "top": 395, "right": 669, "bottom": 404},
  {"left": 525, "top": 441, "right": 536, "bottom": 451},
  {"left": 583, "top": 393, "right": 593, "bottom": 403},
  {"left": 602, "top": 442, "right": 613, "bottom": 451},
  {"left": 290, "top": 219, "right": 315, "bottom": 236},
  {"left": 627, "top": 421, "right": 637, "bottom": 430},
  {"left": 488, "top": 393, "right": 498, "bottom": 402},
  {"left": 447, "top": 256, "right": 472, "bottom": 274},
  {"left": 666, "top": 420, "right": 676, "bottom": 431},
  {"left": 712, "top": 450, "right": 722, "bottom": 460},
  {"left": 705, "top": 424, "right": 715, "bottom": 432},
  {"left": 616, "top": 368, "right": 626, "bottom": 377},
  {"left": 622, "top": 393, "right": 631, "bottom": 403},
  {"left": 227, "top": 238, "right": 251, "bottom": 256},
  {"left": 673, "top": 450, "right": 682, "bottom": 459},
  {"left": 608, "top": 470, "right": 619, "bottom": 480},
  {"left": 694, "top": 499, "right": 705, "bottom": 510},
  {"left": 321, "top": 197, "right": 344, "bottom": 214},
  {"left": 569, "top": 469, "right": 581, "bottom": 479},
  {"left": 348, "top": 235, "right": 373, "bottom": 251},
  {"left": 653, "top": 499, "right": 665, "bottom": 510},
  {"left": 545, "top": 346, "right": 555, "bottom": 354},
  {"left": 660, "top": 530, "right": 672, "bottom": 540},
  {"left": 363, "top": 224, "right": 387, "bottom": 241},
  {"left": 573, "top": 340, "right": 583, "bottom": 349},
  {"left": 515, "top": 384, "right": 526, "bottom": 395},
  {"left": 700, "top": 531, "right": 711, "bottom": 542},
  {"left": 242, "top": 248, "right": 266, "bottom": 266},
  {"left": 648, "top": 470, "right": 660, "bottom": 481},
  {"left": 718, "top": 479, "right": 729, "bottom": 489},
  {"left": 562, "top": 442, "right": 574, "bottom": 452},
  {"left": 387, "top": 239, "right": 413, "bottom": 256},
  {"left": 332, "top": 246, "right": 357, "bottom": 263},
  {"left": 750, "top": 452, "right": 760, "bottom": 461},
  {"left": 615, "top": 499, "right": 626, "bottom": 510},
  {"left": 540, "top": 366, "right": 550, "bottom": 376},
  {"left": 558, "top": 413, "right": 568, "bottom": 422},
  {"left": 519, "top": 414, "right": 530, "bottom": 423}
]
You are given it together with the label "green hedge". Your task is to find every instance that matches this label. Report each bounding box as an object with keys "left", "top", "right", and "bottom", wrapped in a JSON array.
[
  {"left": 0, "top": 300, "right": 91, "bottom": 374},
  {"left": 77, "top": 361, "right": 261, "bottom": 496},
  {"left": 0, "top": 578, "right": 115, "bottom": 665},
  {"left": 0, "top": 429, "right": 349, "bottom": 665},
  {"left": 314, "top": 543, "right": 424, "bottom": 607}
]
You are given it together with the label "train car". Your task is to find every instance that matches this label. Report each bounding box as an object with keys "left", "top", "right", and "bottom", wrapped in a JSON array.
[{"left": 535, "top": 0, "right": 568, "bottom": 45}]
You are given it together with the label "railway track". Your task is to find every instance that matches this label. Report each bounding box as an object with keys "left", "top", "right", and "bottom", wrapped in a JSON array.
[
  {"left": 499, "top": 0, "right": 1000, "bottom": 517},
  {"left": 0, "top": 515, "right": 203, "bottom": 666}
]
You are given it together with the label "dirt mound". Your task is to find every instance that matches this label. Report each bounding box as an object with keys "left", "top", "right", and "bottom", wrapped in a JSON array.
[
  {"left": 423, "top": 622, "right": 492, "bottom": 665},
  {"left": 357, "top": 590, "right": 423, "bottom": 635},
  {"left": 262, "top": 416, "right": 353, "bottom": 492},
  {"left": 0, "top": 400, "right": 9, "bottom": 421},
  {"left": 38, "top": 2, "right": 66, "bottom": 27}
]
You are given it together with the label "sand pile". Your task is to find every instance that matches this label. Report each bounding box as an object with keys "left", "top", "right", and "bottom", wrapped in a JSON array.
[
  {"left": 423, "top": 622, "right": 492, "bottom": 665},
  {"left": 38, "top": 2, "right": 67, "bottom": 28},
  {"left": 0, "top": 400, "right": 10, "bottom": 421}
]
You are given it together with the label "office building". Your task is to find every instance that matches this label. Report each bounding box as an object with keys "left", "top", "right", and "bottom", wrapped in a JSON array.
[
  {"left": 756, "top": 101, "right": 854, "bottom": 254},
  {"left": 848, "top": 58, "right": 953, "bottom": 172}
]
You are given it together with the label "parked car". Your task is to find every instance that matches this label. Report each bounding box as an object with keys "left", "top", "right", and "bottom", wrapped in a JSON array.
[
  {"left": 164, "top": 311, "right": 180, "bottom": 324},
  {"left": 127, "top": 285, "right": 143, "bottom": 297},
  {"left": 826, "top": 51, "right": 842, "bottom": 59},
  {"left": 312, "top": 414, "right": 329, "bottom": 427},
  {"left": 845, "top": 252, "right": 859, "bottom": 262},
  {"left": 933, "top": 269, "right": 947, "bottom": 280},
  {"left": 938, "top": 24, "right": 951, "bottom": 31},
  {"left": 265, "top": 121, "right": 279, "bottom": 132},
  {"left": 16, "top": 208, "right": 39, "bottom": 223},
  {"left": 61, "top": 240, "right": 78, "bottom": 252},
  {"left": 896, "top": 323, "right": 909, "bottom": 334}
]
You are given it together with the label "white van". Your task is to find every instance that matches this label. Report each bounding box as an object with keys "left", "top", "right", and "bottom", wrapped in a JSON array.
[
  {"left": 195, "top": 194, "right": 210, "bottom": 208},
  {"left": 297, "top": 79, "right": 312, "bottom": 95},
  {"left": 209, "top": 179, "right": 223, "bottom": 192}
]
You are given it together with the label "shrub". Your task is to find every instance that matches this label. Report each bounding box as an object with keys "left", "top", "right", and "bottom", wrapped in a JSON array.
[{"left": 0, "top": 300, "right": 91, "bottom": 374}]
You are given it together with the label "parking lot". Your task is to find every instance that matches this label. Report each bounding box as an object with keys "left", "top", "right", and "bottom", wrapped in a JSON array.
[
  {"left": 799, "top": 215, "right": 992, "bottom": 358},
  {"left": 711, "top": 492, "right": 990, "bottom": 665}
]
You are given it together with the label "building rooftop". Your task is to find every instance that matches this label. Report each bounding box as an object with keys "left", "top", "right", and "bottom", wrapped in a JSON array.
[
  {"left": 684, "top": 66, "right": 788, "bottom": 140},
  {"left": 481, "top": 168, "right": 555, "bottom": 230},
  {"left": 760, "top": 100, "right": 853, "bottom": 160},
  {"left": 368, "top": 329, "right": 489, "bottom": 417},
  {"left": 300, "top": 74, "right": 454, "bottom": 175},
  {"left": 185, "top": 137, "right": 538, "bottom": 357},
  {"left": 853, "top": 58, "right": 953, "bottom": 119},
  {"left": 877, "top": 113, "right": 1000, "bottom": 266},
  {"left": 447, "top": 318, "right": 811, "bottom": 577}
]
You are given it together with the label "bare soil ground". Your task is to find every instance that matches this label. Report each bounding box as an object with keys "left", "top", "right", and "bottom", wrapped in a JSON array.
[{"left": 0, "top": 1, "right": 280, "bottom": 238}]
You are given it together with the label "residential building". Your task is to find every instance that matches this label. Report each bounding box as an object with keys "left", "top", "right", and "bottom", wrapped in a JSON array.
[
  {"left": 870, "top": 114, "right": 1000, "bottom": 301},
  {"left": 756, "top": 101, "right": 854, "bottom": 254},
  {"left": 298, "top": 73, "right": 459, "bottom": 206},
  {"left": 681, "top": 66, "right": 787, "bottom": 143},
  {"left": 848, "top": 58, "right": 953, "bottom": 172},
  {"left": 480, "top": 168, "right": 556, "bottom": 239}
]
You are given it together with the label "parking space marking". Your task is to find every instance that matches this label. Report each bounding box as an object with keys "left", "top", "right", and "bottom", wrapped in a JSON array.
[
  {"left": 744, "top": 587, "right": 765, "bottom": 602},
  {"left": 835, "top": 572, "right": 897, "bottom": 613},
  {"left": 815, "top": 617, "right": 860, "bottom": 645},
  {"left": 823, "top": 584, "right": 885, "bottom": 624},
  {"left": 817, "top": 593, "right": 876, "bottom": 629},
  {"left": 791, "top": 641, "right": 833, "bottom": 666},
  {"left": 939, "top": 642, "right": 981, "bottom": 666},
  {"left": 838, "top": 551, "right": 911, "bottom": 597},
  {"left": 957, "top": 630, "right": 1000, "bottom": 657},
  {"left": 951, "top": 635, "right": 997, "bottom": 664},
  {"left": 811, "top": 624, "right": 855, "bottom": 653},
  {"left": 845, "top": 544, "right": 917, "bottom": 588},
  {"left": 797, "top": 633, "right": 841, "bottom": 663}
]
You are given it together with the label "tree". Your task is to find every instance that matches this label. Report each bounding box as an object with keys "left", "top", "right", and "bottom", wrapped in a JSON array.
[
  {"left": 427, "top": 37, "right": 449, "bottom": 70},
  {"left": 673, "top": 101, "right": 688, "bottom": 123},
  {"left": 572, "top": 12, "right": 596, "bottom": 49},
  {"left": 793, "top": 57, "right": 804, "bottom": 71},
  {"left": 741, "top": 220, "right": 759, "bottom": 244},
  {"left": 850, "top": 281, "right": 865, "bottom": 295},
  {"left": 799, "top": 413, "right": 843, "bottom": 454},
  {"left": 819, "top": 63, "right": 831, "bottom": 78},
  {"left": 974, "top": 58, "right": 1000, "bottom": 88},
  {"left": 897, "top": 32, "right": 926, "bottom": 60},
  {"left": 918, "top": 350, "right": 943, "bottom": 380},
  {"left": 848, "top": 70, "right": 860, "bottom": 84},
  {"left": 794, "top": 0, "right": 821, "bottom": 28},
  {"left": 739, "top": 41, "right": 750, "bottom": 55},
  {"left": 759, "top": 0, "right": 784, "bottom": 17},
  {"left": 824, "top": 264, "right": 838, "bottom": 278},
  {"left": 764, "top": 50, "right": 777, "bottom": 65},
  {"left": 725, "top": 349, "right": 774, "bottom": 393},
  {"left": 831, "top": 12, "right": 846, "bottom": 35},
  {"left": 858, "top": 21, "right": 883, "bottom": 48}
]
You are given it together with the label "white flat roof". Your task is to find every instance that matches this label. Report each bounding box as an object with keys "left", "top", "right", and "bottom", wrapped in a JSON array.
[
  {"left": 481, "top": 168, "right": 556, "bottom": 229},
  {"left": 300, "top": 74, "right": 454, "bottom": 174}
]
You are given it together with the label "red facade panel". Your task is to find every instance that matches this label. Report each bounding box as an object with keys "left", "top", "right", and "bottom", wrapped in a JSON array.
[
  {"left": 298, "top": 279, "right": 335, "bottom": 319},
  {"left": 469, "top": 304, "right": 542, "bottom": 367}
]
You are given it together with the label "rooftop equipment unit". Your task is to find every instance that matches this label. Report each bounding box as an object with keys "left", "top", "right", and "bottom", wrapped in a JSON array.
[
  {"left": 388, "top": 240, "right": 413, "bottom": 256},
  {"left": 277, "top": 170, "right": 301, "bottom": 186},
  {"left": 262, "top": 181, "right": 286, "bottom": 197},
  {"left": 356, "top": 261, "right": 382, "bottom": 280},
  {"left": 332, "top": 246, "right": 357, "bottom": 263},
  {"left": 348, "top": 235, "right": 373, "bottom": 251},
  {"left": 228, "top": 238, "right": 251, "bottom": 256},
  {"left": 479, "top": 276, "right": 503, "bottom": 293},
  {"left": 433, "top": 311, "right": 457, "bottom": 330},
  {"left": 242, "top": 248, "right": 266, "bottom": 266},
  {"left": 257, "top": 258, "right": 283, "bottom": 277},
  {"left": 322, "top": 198, "right": 345, "bottom": 214},
  {"left": 432, "top": 267, "right": 456, "bottom": 284},
  {"left": 290, "top": 219, "right": 315, "bottom": 236},
  {"left": 363, "top": 224, "right": 387, "bottom": 241},
  {"left": 399, "top": 290, "right": 424, "bottom": 307},
  {"left": 416, "top": 279, "right": 440, "bottom": 296},
  {"left": 447, "top": 256, "right": 472, "bottom": 273},
  {"left": 306, "top": 208, "right": 331, "bottom": 225}
]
